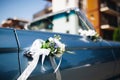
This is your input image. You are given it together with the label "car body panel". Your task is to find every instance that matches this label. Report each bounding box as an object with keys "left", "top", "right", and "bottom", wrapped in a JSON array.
[
  {"left": 15, "top": 30, "right": 117, "bottom": 80},
  {"left": 0, "top": 28, "right": 20, "bottom": 80}
]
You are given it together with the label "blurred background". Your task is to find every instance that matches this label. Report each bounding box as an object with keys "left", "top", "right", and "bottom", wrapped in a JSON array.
[{"left": 0, "top": 0, "right": 120, "bottom": 41}]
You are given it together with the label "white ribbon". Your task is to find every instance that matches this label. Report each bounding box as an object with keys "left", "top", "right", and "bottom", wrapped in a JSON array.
[
  {"left": 49, "top": 56, "right": 62, "bottom": 80},
  {"left": 54, "top": 57, "right": 62, "bottom": 73},
  {"left": 17, "top": 39, "right": 50, "bottom": 80},
  {"left": 17, "top": 39, "right": 63, "bottom": 80}
]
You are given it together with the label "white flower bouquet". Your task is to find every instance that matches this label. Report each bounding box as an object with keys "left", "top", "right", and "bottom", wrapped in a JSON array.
[{"left": 41, "top": 35, "right": 65, "bottom": 57}]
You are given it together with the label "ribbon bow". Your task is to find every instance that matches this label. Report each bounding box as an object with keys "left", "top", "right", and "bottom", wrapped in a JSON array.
[{"left": 17, "top": 39, "right": 63, "bottom": 80}]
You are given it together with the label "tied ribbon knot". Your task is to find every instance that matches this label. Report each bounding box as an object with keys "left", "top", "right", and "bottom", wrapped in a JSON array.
[{"left": 17, "top": 39, "right": 62, "bottom": 80}]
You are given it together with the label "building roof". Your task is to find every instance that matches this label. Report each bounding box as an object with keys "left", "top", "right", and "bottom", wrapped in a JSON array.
[{"left": 1, "top": 18, "right": 29, "bottom": 29}]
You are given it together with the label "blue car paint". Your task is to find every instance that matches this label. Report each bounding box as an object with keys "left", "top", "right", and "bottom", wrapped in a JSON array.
[
  {"left": 0, "top": 28, "right": 120, "bottom": 80},
  {"left": 15, "top": 29, "right": 119, "bottom": 80},
  {"left": 0, "top": 28, "right": 20, "bottom": 80}
]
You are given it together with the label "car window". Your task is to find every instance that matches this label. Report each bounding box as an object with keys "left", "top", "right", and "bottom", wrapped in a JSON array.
[{"left": 29, "top": 18, "right": 53, "bottom": 31}]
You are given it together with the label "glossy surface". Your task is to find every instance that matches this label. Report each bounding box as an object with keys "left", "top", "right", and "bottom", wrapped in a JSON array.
[
  {"left": 16, "top": 30, "right": 120, "bottom": 80},
  {"left": 0, "top": 28, "right": 20, "bottom": 80}
]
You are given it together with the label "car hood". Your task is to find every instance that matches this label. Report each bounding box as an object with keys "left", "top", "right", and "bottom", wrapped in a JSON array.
[
  {"left": 108, "top": 41, "right": 120, "bottom": 47},
  {"left": 101, "top": 40, "right": 120, "bottom": 47}
]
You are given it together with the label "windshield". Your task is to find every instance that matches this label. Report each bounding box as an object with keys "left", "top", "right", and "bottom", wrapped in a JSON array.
[
  {"left": 75, "top": 8, "right": 95, "bottom": 30},
  {"left": 28, "top": 8, "right": 95, "bottom": 35},
  {"left": 28, "top": 17, "right": 53, "bottom": 31}
]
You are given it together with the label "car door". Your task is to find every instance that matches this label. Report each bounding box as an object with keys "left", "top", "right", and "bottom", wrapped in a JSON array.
[
  {"left": 16, "top": 30, "right": 57, "bottom": 80},
  {"left": 0, "top": 28, "right": 20, "bottom": 80},
  {"left": 59, "top": 36, "right": 116, "bottom": 80},
  {"left": 16, "top": 29, "right": 115, "bottom": 80}
]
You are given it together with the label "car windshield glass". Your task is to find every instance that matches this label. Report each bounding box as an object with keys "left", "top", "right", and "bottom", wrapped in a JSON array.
[
  {"left": 75, "top": 9, "right": 95, "bottom": 30},
  {"left": 28, "top": 17, "right": 53, "bottom": 31}
]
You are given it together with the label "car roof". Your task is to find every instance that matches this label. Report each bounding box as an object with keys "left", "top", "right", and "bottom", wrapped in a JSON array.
[{"left": 30, "top": 7, "right": 78, "bottom": 24}]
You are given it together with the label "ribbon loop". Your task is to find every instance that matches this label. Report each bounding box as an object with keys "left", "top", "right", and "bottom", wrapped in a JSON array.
[
  {"left": 17, "top": 39, "right": 50, "bottom": 80},
  {"left": 17, "top": 35, "right": 65, "bottom": 80}
]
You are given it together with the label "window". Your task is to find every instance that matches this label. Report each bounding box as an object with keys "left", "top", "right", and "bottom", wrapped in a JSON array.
[{"left": 28, "top": 18, "right": 53, "bottom": 31}]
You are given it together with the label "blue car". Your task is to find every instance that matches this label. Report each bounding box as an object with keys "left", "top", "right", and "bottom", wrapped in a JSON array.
[{"left": 0, "top": 8, "right": 120, "bottom": 80}]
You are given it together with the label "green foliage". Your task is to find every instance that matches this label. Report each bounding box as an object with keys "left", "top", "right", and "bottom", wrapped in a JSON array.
[
  {"left": 41, "top": 35, "right": 65, "bottom": 57},
  {"left": 113, "top": 27, "right": 120, "bottom": 41}
]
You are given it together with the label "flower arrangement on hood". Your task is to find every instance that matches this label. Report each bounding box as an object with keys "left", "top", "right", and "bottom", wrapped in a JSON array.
[{"left": 41, "top": 35, "right": 65, "bottom": 57}]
